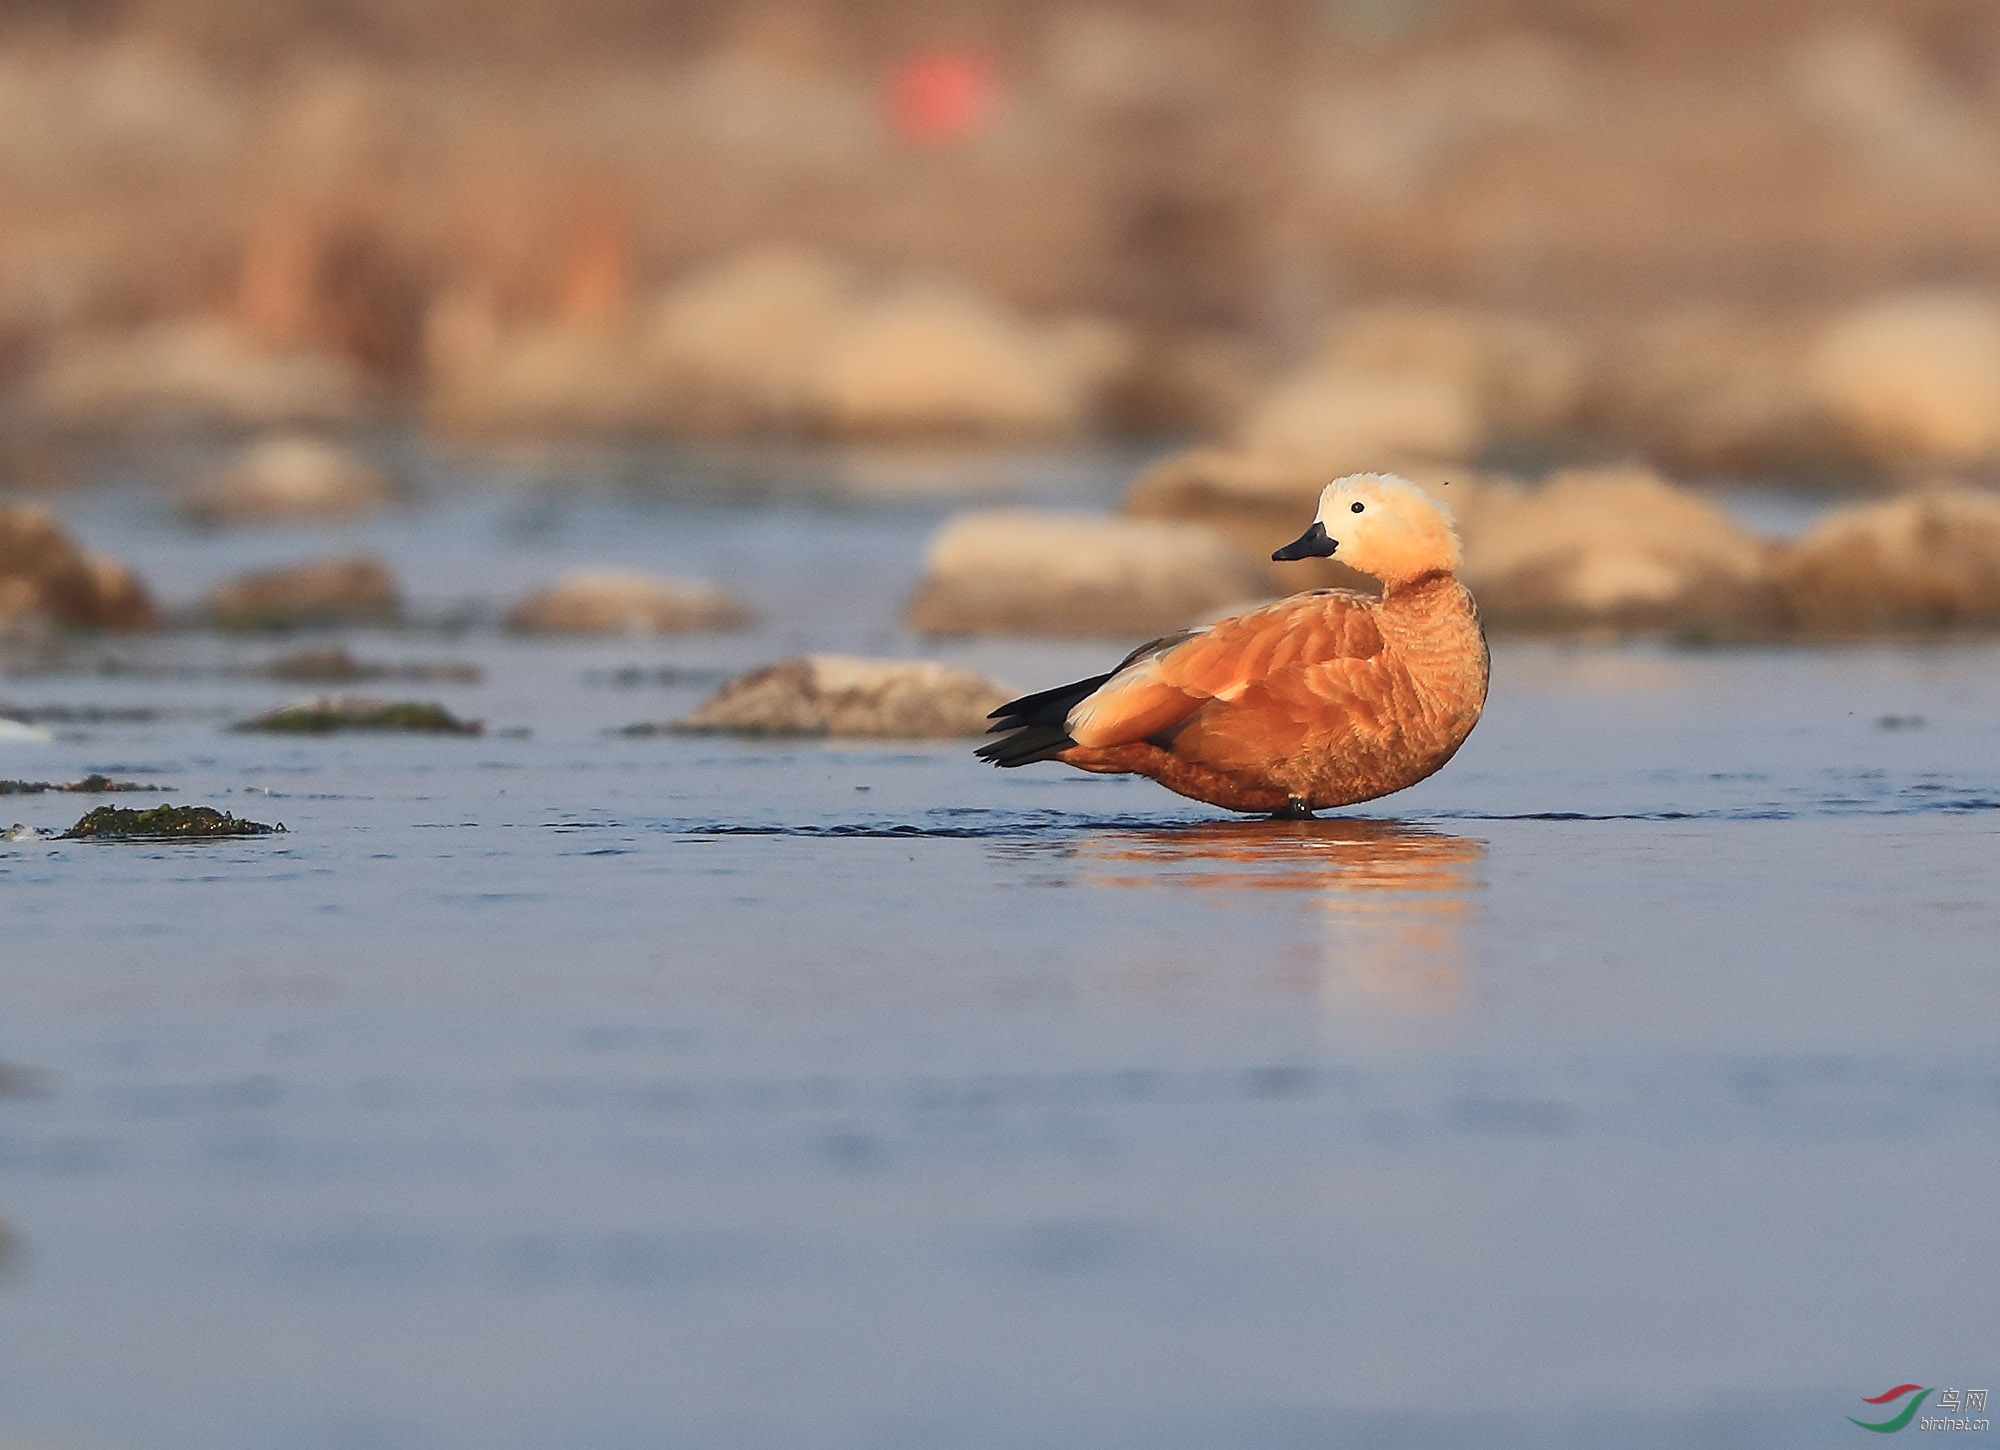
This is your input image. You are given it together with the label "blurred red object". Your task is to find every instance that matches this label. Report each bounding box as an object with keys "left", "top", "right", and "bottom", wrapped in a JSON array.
[{"left": 885, "top": 49, "right": 998, "bottom": 148}]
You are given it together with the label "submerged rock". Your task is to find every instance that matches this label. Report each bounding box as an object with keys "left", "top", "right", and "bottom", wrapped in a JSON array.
[
  {"left": 0, "top": 775, "right": 167, "bottom": 795},
  {"left": 671, "top": 655, "right": 1014, "bottom": 738},
  {"left": 183, "top": 436, "right": 394, "bottom": 525},
  {"left": 1807, "top": 292, "right": 2000, "bottom": 468},
  {"left": 1460, "top": 466, "right": 1788, "bottom": 635},
  {"left": 61, "top": 804, "right": 280, "bottom": 839},
  {"left": 0, "top": 502, "right": 158, "bottom": 632},
  {"left": 1779, "top": 487, "right": 2000, "bottom": 632},
  {"left": 505, "top": 569, "right": 752, "bottom": 636},
  {"left": 233, "top": 697, "right": 482, "bottom": 734},
  {"left": 904, "top": 510, "right": 1272, "bottom": 637},
  {"left": 205, "top": 555, "right": 400, "bottom": 629}
]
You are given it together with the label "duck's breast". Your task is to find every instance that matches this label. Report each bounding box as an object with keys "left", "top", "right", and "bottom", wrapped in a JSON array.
[
  {"left": 1372, "top": 579, "right": 1489, "bottom": 759},
  {"left": 1283, "top": 580, "right": 1486, "bottom": 803}
]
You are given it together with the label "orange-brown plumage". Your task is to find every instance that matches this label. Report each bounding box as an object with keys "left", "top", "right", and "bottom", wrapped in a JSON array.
[{"left": 979, "top": 473, "right": 1489, "bottom": 815}]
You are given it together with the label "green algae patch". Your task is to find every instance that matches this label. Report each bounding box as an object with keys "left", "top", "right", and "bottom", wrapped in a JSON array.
[
  {"left": 61, "top": 804, "right": 281, "bottom": 840},
  {"left": 0, "top": 774, "right": 168, "bottom": 795},
  {"left": 233, "top": 697, "right": 482, "bottom": 735}
]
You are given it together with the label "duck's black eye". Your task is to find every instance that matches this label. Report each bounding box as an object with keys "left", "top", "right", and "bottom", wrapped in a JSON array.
[{"left": 1350, "top": 501, "right": 1365, "bottom": 513}]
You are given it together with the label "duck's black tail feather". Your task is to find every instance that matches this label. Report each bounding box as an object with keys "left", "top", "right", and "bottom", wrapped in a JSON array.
[{"left": 975, "top": 670, "right": 1114, "bottom": 768}]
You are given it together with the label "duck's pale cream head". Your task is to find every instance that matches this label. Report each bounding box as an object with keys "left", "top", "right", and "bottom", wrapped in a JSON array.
[{"left": 1271, "top": 472, "right": 1462, "bottom": 587}]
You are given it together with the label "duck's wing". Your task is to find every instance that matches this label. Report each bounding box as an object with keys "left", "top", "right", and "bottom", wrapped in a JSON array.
[
  {"left": 1066, "top": 592, "right": 1385, "bottom": 749},
  {"left": 976, "top": 627, "right": 1210, "bottom": 767}
]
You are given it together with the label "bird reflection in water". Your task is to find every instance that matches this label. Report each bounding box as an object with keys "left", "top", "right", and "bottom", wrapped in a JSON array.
[
  {"left": 1062, "top": 818, "right": 1484, "bottom": 1016},
  {"left": 0, "top": 1208, "right": 17, "bottom": 1281}
]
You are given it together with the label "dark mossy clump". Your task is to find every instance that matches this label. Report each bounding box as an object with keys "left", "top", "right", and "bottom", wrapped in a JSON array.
[
  {"left": 0, "top": 774, "right": 167, "bottom": 795},
  {"left": 70, "top": 773, "right": 162, "bottom": 792},
  {"left": 233, "top": 697, "right": 482, "bottom": 734},
  {"left": 61, "top": 803, "right": 280, "bottom": 840}
]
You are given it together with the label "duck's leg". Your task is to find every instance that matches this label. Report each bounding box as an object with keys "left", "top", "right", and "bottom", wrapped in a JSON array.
[{"left": 1275, "top": 796, "right": 1315, "bottom": 820}]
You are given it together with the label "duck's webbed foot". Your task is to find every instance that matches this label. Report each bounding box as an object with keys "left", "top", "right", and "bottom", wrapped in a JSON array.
[{"left": 1274, "top": 796, "right": 1316, "bottom": 820}]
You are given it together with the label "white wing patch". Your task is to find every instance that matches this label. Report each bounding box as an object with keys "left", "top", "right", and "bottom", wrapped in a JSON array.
[{"left": 1064, "top": 688, "right": 1122, "bottom": 739}]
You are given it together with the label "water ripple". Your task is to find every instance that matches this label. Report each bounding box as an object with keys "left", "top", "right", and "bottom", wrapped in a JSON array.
[{"left": 609, "top": 787, "right": 2000, "bottom": 841}]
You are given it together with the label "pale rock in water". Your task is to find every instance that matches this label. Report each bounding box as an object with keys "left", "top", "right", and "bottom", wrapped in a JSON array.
[
  {"left": 1779, "top": 486, "right": 2000, "bottom": 631},
  {"left": 904, "top": 510, "right": 1272, "bottom": 637},
  {"left": 1458, "top": 466, "right": 1787, "bottom": 635},
  {"left": 205, "top": 555, "right": 400, "bottom": 629},
  {"left": 505, "top": 570, "right": 752, "bottom": 635},
  {"left": 676, "top": 656, "right": 1014, "bottom": 738},
  {"left": 183, "top": 436, "right": 394, "bottom": 524}
]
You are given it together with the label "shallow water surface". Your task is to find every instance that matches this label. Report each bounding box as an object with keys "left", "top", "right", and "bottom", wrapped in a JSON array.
[{"left": 1, "top": 460, "right": 1997, "bottom": 1449}]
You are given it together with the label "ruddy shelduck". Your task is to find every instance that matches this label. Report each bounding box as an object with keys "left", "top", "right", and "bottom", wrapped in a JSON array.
[{"left": 978, "top": 472, "right": 1489, "bottom": 816}]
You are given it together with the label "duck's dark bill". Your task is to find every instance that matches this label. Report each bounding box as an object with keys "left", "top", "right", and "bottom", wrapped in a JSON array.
[{"left": 1272, "top": 521, "right": 1337, "bottom": 561}]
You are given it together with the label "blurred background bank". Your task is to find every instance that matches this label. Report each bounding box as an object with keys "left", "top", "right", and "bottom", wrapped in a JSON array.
[
  {"left": 6, "top": 0, "right": 2000, "bottom": 641},
  {"left": 3, "top": 0, "right": 2000, "bottom": 463}
]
